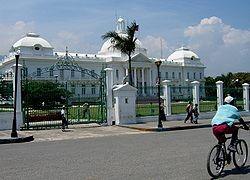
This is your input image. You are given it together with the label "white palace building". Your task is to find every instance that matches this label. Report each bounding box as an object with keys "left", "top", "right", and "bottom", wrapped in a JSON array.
[{"left": 0, "top": 18, "right": 205, "bottom": 100}]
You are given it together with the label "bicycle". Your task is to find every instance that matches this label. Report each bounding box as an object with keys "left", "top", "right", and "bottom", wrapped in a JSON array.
[{"left": 207, "top": 126, "right": 248, "bottom": 178}]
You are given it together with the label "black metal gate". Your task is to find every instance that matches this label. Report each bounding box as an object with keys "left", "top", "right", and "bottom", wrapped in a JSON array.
[
  {"left": 0, "top": 73, "right": 13, "bottom": 112},
  {"left": 21, "top": 51, "right": 106, "bottom": 130}
]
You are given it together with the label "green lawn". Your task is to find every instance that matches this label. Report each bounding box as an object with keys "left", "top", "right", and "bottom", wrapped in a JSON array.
[{"left": 136, "top": 101, "right": 219, "bottom": 116}]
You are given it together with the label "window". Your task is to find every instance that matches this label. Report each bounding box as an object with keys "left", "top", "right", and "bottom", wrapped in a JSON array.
[
  {"left": 125, "top": 97, "right": 128, "bottom": 104},
  {"left": 200, "top": 72, "right": 202, "bottom": 79},
  {"left": 49, "top": 68, "right": 53, "bottom": 77},
  {"left": 179, "top": 72, "right": 181, "bottom": 79},
  {"left": 172, "top": 72, "right": 175, "bottom": 79},
  {"left": 179, "top": 86, "right": 182, "bottom": 93},
  {"left": 34, "top": 46, "right": 40, "bottom": 51},
  {"left": 91, "top": 85, "right": 96, "bottom": 94},
  {"left": 23, "top": 67, "right": 28, "bottom": 77},
  {"left": 116, "top": 69, "right": 119, "bottom": 80},
  {"left": 37, "top": 68, "right": 41, "bottom": 77},
  {"left": 165, "top": 72, "right": 168, "bottom": 79},
  {"left": 173, "top": 86, "right": 176, "bottom": 93},
  {"left": 60, "top": 69, "right": 64, "bottom": 79},
  {"left": 82, "top": 85, "right": 86, "bottom": 95},
  {"left": 193, "top": 72, "right": 196, "bottom": 79},
  {"left": 187, "top": 72, "right": 190, "bottom": 79},
  {"left": 71, "top": 69, "right": 75, "bottom": 78}
]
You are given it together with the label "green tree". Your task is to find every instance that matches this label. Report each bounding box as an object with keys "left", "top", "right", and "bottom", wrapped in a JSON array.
[
  {"left": 102, "top": 21, "right": 138, "bottom": 85},
  {"left": 22, "top": 81, "right": 71, "bottom": 109}
]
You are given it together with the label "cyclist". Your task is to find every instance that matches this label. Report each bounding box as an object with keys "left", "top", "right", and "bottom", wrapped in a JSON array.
[{"left": 211, "top": 95, "right": 249, "bottom": 152}]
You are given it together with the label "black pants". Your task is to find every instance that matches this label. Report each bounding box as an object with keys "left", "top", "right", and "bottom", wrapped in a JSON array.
[
  {"left": 62, "top": 117, "right": 67, "bottom": 129},
  {"left": 184, "top": 113, "right": 193, "bottom": 122}
]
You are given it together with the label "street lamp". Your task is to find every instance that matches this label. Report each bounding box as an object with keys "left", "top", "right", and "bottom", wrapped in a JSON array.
[
  {"left": 11, "top": 54, "right": 19, "bottom": 138},
  {"left": 155, "top": 59, "right": 163, "bottom": 128}
]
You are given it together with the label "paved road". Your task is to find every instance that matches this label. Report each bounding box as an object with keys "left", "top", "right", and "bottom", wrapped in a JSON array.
[{"left": 0, "top": 128, "right": 249, "bottom": 180}]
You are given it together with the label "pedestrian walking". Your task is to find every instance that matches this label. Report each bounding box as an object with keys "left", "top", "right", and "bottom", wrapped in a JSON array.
[
  {"left": 61, "top": 105, "right": 67, "bottom": 131},
  {"left": 193, "top": 104, "right": 199, "bottom": 124},
  {"left": 184, "top": 101, "right": 193, "bottom": 123},
  {"left": 159, "top": 104, "right": 166, "bottom": 121}
]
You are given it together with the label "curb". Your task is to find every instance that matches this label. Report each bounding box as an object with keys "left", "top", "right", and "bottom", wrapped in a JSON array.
[
  {"left": 117, "top": 121, "right": 250, "bottom": 132},
  {"left": 0, "top": 136, "right": 34, "bottom": 144}
]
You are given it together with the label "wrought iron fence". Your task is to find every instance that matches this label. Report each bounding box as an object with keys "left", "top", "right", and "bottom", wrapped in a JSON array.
[
  {"left": 171, "top": 86, "right": 193, "bottom": 114},
  {"left": 223, "top": 87, "right": 244, "bottom": 111},
  {"left": 0, "top": 74, "right": 13, "bottom": 112},
  {"left": 136, "top": 86, "right": 163, "bottom": 117},
  {"left": 199, "top": 86, "right": 217, "bottom": 112}
]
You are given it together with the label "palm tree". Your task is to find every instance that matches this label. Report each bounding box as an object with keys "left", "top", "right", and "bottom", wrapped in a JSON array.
[{"left": 102, "top": 21, "right": 138, "bottom": 86}]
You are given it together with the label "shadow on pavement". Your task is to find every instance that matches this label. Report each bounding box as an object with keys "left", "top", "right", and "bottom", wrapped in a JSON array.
[{"left": 210, "top": 165, "right": 250, "bottom": 179}]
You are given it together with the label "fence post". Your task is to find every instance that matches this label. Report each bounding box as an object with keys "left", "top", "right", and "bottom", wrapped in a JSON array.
[
  {"left": 216, "top": 81, "right": 223, "bottom": 108},
  {"left": 11, "top": 64, "right": 23, "bottom": 130},
  {"left": 162, "top": 80, "right": 171, "bottom": 116},
  {"left": 104, "top": 68, "right": 114, "bottom": 125},
  {"left": 191, "top": 81, "right": 200, "bottom": 112},
  {"left": 242, "top": 83, "right": 249, "bottom": 112}
]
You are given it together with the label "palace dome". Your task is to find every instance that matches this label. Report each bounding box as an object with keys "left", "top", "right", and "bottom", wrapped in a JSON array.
[
  {"left": 167, "top": 47, "right": 199, "bottom": 61},
  {"left": 99, "top": 35, "right": 142, "bottom": 55},
  {"left": 12, "top": 33, "right": 53, "bottom": 50}
]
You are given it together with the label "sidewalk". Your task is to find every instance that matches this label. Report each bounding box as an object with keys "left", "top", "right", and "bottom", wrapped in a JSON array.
[
  {"left": 1, "top": 117, "right": 250, "bottom": 144},
  {"left": 118, "top": 116, "right": 250, "bottom": 132}
]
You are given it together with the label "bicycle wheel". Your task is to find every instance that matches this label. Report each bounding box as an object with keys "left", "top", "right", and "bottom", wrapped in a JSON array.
[
  {"left": 207, "top": 144, "right": 225, "bottom": 178},
  {"left": 233, "top": 139, "right": 248, "bottom": 168}
]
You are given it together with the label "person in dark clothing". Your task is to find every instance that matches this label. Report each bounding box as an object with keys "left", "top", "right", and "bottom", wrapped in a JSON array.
[
  {"left": 159, "top": 104, "right": 166, "bottom": 121},
  {"left": 193, "top": 104, "right": 199, "bottom": 124},
  {"left": 61, "top": 105, "right": 67, "bottom": 131},
  {"left": 184, "top": 101, "right": 193, "bottom": 123}
]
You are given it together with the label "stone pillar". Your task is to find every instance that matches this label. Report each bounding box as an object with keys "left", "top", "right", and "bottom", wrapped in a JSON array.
[
  {"left": 125, "top": 68, "right": 128, "bottom": 76},
  {"left": 11, "top": 64, "right": 23, "bottom": 130},
  {"left": 134, "top": 68, "right": 137, "bottom": 87},
  {"left": 242, "top": 83, "right": 249, "bottom": 112},
  {"left": 162, "top": 80, "right": 171, "bottom": 116},
  {"left": 216, "top": 81, "right": 224, "bottom": 108},
  {"left": 113, "top": 83, "right": 137, "bottom": 125},
  {"left": 142, "top": 68, "right": 145, "bottom": 95},
  {"left": 104, "top": 68, "right": 114, "bottom": 125},
  {"left": 191, "top": 81, "right": 200, "bottom": 112}
]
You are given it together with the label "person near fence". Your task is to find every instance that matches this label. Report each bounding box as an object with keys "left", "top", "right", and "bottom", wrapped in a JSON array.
[
  {"left": 211, "top": 95, "right": 249, "bottom": 152},
  {"left": 82, "top": 103, "right": 90, "bottom": 118},
  {"left": 193, "top": 104, "right": 199, "bottom": 124},
  {"left": 184, "top": 101, "right": 193, "bottom": 123},
  {"left": 159, "top": 104, "right": 166, "bottom": 121},
  {"left": 61, "top": 105, "right": 67, "bottom": 131}
]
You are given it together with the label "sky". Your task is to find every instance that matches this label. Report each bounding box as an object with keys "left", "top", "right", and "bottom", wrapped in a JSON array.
[{"left": 0, "top": 0, "right": 250, "bottom": 76}]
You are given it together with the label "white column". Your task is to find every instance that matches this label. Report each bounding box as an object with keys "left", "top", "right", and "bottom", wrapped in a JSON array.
[
  {"left": 149, "top": 69, "right": 152, "bottom": 95},
  {"left": 162, "top": 80, "right": 171, "bottom": 116},
  {"left": 134, "top": 68, "right": 137, "bottom": 87},
  {"left": 216, "top": 81, "right": 224, "bottom": 108},
  {"left": 125, "top": 68, "right": 128, "bottom": 76},
  {"left": 191, "top": 81, "right": 200, "bottom": 112},
  {"left": 104, "top": 68, "right": 114, "bottom": 125},
  {"left": 142, "top": 68, "right": 145, "bottom": 95},
  {"left": 11, "top": 64, "right": 23, "bottom": 130},
  {"left": 242, "top": 83, "right": 249, "bottom": 112}
]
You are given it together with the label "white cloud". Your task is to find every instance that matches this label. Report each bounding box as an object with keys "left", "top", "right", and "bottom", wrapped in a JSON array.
[
  {"left": 141, "top": 35, "right": 169, "bottom": 58},
  {"left": 184, "top": 16, "right": 250, "bottom": 76},
  {"left": 0, "top": 21, "right": 35, "bottom": 54}
]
